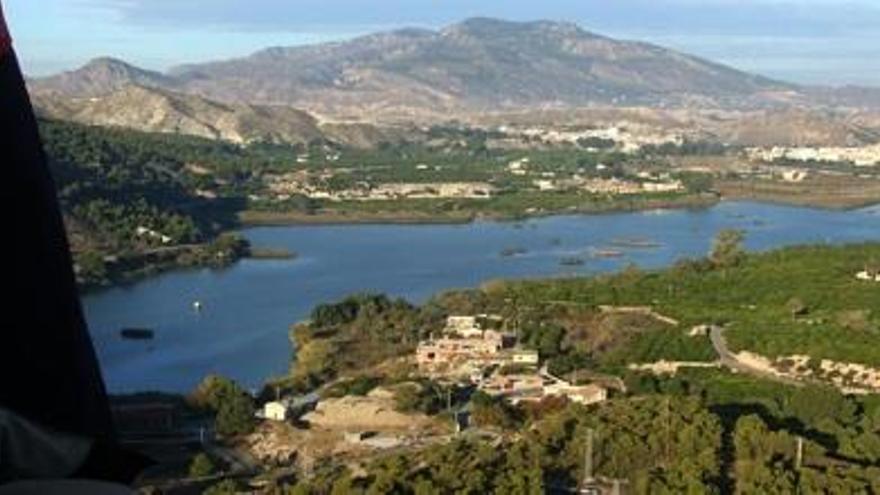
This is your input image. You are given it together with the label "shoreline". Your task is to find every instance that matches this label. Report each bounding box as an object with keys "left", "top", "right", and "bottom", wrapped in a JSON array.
[
  {"left": 715, "top": 179, "right": 880, "bottom": 211},
  {"left": 237, "top": 193, "right": 721, "bottom": 227},
  {"left": 717, "top": 193, "right": 880, "bottom": 212}
]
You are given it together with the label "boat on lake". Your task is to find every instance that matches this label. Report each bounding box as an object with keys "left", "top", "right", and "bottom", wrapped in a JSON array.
[
  {"left": 559, "top": 257, "right": 586, "bottom": 266},
  {"left": 120, "top": 328, "right": 155, "bottom": 340}
]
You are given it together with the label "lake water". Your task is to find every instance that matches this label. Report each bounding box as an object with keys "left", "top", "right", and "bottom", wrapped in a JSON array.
[{"left": 82, "top": 201, "right": 880, "bottom": 393}]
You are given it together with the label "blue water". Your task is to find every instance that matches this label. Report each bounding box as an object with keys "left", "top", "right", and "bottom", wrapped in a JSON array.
[{"left": 81, "top": 202, "right": 880, "bottom": 393}]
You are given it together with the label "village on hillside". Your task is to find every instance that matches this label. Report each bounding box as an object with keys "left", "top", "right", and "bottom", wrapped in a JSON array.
[
  {"left": 233, "top": 314, "right": 610, "bottom": 472},
  {"left": 260, "top": 314, "right": 608, "bottom": 422}
]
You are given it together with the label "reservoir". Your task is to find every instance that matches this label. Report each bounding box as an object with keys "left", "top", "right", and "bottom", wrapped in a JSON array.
[{"left": 82, "top": 201, "right": 880, "bottom": 393}]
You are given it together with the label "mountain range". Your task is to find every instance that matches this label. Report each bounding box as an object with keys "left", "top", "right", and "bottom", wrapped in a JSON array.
[{"left": 27, "top": 17, "right": 880, "bottom": 146}]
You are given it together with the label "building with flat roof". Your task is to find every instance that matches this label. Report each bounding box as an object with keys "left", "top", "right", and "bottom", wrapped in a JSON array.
[
  {"left": 417, "top": 332, "right": 506, "bottom": 368},
  {"left": 510, "top": 349, "right": 540, "bottom": 366},
  {"left": 544, "top": 383, "right": 608, "bottom": 405},
  {"left": 264, "top": 401, "right": 289, "bottom": 421}
]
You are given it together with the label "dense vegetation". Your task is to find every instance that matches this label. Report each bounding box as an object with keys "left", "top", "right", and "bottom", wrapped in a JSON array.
[
  {"left": 289, "top": 396, "right": 721, "bottom": 493},
  {"left": 190, "top": 375, "right": 256, "bottom": 437},
  {"left": 629, "top": 368, "right": 880, "bottom": 492},
  {"left": 280, "top": 293, "right": 444, "bottom": 393},
  {"left": 40, "top": 119, "right": 258, "bottom": 286},
  {"left": 501, "top": 242, "right": 880, "bottom": 367}
]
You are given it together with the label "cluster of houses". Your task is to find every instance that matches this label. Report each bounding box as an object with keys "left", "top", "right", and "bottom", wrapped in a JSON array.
[
  {"left": 263, "top": 171, "right": 495, "bottom": 202},
  {"left": 533, "top": 176, "right": 683, "bottom": 195},
  {"left": 508, "top": 125, "right": 685, "bottom": 154},
  {"left": 135, "top": 226, "right": 173, "bottom": 245},
  {"left": 748, "top": 145, "right": 880, "bottom": 167},
  {"left": 364, "top": 182, "right": 495, "bottom": 200},
  {"left": 417, "top": 316, "right": 607, "bottom": 406},
  {"left": 260, "top": 315, "right": 607, "bottom": 424},
  {"left": 416, "top": 315, "right": 532, "bottom": 372},
  {"left": 581, "top": 177, "right": 683, "bottom": 195}
]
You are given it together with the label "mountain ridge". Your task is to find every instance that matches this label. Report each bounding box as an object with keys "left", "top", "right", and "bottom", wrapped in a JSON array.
[{"left": 30, "top": 17, "right": 801, "bottom": 119}]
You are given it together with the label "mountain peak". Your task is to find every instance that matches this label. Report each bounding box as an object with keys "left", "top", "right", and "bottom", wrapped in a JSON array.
[
  {"left": 83, "top": 56, "right": 136, "bottom": 69},
  {"left": 442, "top": 17, "right": 591, "bottom": 38},
  {"left": 77, "top": 57, "right": 166, "bottom": 80},
  {"left": 31, "top": 57, "right": 170, "bottom": 98}
]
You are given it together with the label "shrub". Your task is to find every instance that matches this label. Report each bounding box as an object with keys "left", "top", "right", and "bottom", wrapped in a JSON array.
[
  {"left": 188, "top": 453, "right": 216, "bottom": 478},
  {"left": 190, "top": 375, "right": 255, "bottom": 437},
  {"left": 203, "top": 479, "right": 241, "bottom": 495}
]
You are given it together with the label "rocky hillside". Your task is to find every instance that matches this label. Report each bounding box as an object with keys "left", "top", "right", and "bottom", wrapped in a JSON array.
[
  {"left": 32, "top": 84, "right": 412, "bottom": 147},
  {"left": 717, "top": 109, "right": 880, "bottom": 147},
  {"left": 30, "top": 18, "right": 795, "bottom": 120},
  {"left": 32, "top": 85, "right": 325, "bottom": 145}
]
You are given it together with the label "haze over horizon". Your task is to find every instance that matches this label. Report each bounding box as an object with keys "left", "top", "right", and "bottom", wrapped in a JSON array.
[{"left": 6, "top": 0, "right": 880, "bottom": 87}]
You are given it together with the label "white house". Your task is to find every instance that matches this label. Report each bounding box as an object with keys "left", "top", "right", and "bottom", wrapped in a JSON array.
[
  {"left": 564, "top": 384, "right": 608, "bottom": 405},
  {"left": 445, "top": 316, "right": 484, "bottom": 337},
  {"left": 543, "top": 383, "right": 607, "bottom": 405},
  {"left": 533, "top": 179, "right": 557, "bottom": 191},
  {"left": 263, "top": 401, "right": 289, "bottom": 421},
  {"left": 856, "top": 270, "right": 880, "bottom": 282},
  {"left": 781, "top": 169, "right": 808, "bottom": 183},
  {"left": 511, "top": 349, "right": 540, "bottom": 365}
]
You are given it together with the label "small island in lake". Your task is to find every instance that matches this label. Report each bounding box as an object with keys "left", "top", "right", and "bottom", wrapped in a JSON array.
[
  {"left": 249, "top": 247, "right": 298, "bottom": 260},
  {"left": 609, "top": 237, "right": 662, "bottom": 249}
]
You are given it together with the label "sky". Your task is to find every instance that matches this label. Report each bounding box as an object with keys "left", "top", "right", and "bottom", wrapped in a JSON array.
[{"left": 5, "top": 0, "right": 880, "bottom": 86}]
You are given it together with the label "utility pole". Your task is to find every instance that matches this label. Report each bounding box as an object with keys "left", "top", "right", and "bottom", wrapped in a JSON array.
[
  {"left": 664, "top": 396, "right": 671, "bottom": 467},
  {"left": 583, "top": 428, "right": 595, "bottom": 485},
  {"left": 578, "top": 427, "right": 630, "bottom": 495},
  {"left": 795, "top": 435, "right": 804, "bottom": 494}
]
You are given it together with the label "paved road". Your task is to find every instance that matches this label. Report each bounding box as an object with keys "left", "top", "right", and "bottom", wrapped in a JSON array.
[{"left": 708, "top": 326, "right": 804, "bottom": 387}]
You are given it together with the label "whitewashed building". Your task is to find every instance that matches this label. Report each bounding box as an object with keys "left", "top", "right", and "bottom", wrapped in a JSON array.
[{"left": 263, "top": 401, "right": 289, "bottom": 421}]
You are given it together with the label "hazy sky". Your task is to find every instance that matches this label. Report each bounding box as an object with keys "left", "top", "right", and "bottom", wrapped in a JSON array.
[{"left": 5, "top": 0, "right": 880, "bottom": 86}]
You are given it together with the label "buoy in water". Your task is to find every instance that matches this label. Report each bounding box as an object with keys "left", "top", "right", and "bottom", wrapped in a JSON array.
[{"left": 193, "top": 301, "right": 203, "bottom": 312}]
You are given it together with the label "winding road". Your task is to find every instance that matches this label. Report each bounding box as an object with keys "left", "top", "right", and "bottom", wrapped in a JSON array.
[{"left": 708, "top": 326, "right": 805, "bottom": 387}]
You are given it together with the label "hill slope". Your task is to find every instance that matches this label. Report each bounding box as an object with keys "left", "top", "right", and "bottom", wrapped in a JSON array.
[{"left": 33, "top": 85, "right": 326, "bottom": 145}]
